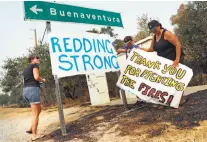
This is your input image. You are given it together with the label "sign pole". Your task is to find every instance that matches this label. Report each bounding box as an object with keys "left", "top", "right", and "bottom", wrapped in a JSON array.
[
  {"left": 117, "top": 71, "right": 128, "bottom": 110},
  {"left": 46, "top": 21, "right": 67, "bottom": 135},
  {"left": 34, "top": 29, "right": 37, "bottom": 48}
]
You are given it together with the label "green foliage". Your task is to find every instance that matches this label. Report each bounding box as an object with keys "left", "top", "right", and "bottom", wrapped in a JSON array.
[
  {"left": 86, "top": 26, "right": 118, "bottom": 38},
  {"left": 1, "top": 57, "right": 28, "bottom": 92},
  {"left": 135, "top": 14, "right": 151, "bottom": 41},
  {"left": 0, "top": 94, "right": 9, "bottom": 106},
  {"left": 86, "top": 28, "right": 99, "bottom": 34},
  {"left": 59, "top": 75, "right": 87, "bottom": 100},
  {"left": 100, "top": 26, "right": 118, "bottom": 38},
  {"left": 113, "top": 39, "right": 125, "bottom": 50},
  {"left": 171, "top": 1, "right": 207, "bottom": 85}
]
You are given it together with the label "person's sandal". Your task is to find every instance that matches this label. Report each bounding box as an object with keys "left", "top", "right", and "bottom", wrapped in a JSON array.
[
  {"left": 31, "top": 135, "right": 45, "bottom": 141},
  {"left": 26, "top": 130, "right": 32, "bottom": 134}
]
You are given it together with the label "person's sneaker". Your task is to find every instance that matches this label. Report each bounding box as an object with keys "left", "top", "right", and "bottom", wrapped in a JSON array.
[{"left": 134, "top": 100, "right": 147, "bottom": 109}]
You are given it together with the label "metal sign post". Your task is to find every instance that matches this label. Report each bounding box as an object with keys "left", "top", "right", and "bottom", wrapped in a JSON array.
[
  {"left": 46, "top": 22, "right": 67, "bottom": 135},
  {"left": 117, "top": 71, "right": 128, "bottom": 110}
]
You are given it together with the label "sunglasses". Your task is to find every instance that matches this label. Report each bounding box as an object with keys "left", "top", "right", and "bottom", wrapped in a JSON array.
[{"left": 35, "top": 57, "right": 39, "bottom": 59}]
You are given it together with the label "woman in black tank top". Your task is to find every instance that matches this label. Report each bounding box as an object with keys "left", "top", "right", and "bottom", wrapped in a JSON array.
[
  {"left": 142, "top": 20, "right": 184, "bottom": 67},
  {"left": 141, "top": 20, "right": 187, "bottom": 106}
]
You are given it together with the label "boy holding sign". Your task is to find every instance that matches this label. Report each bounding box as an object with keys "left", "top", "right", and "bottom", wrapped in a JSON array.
[{"left": 116, "top": 36, "right": 147, "bottom": 108}]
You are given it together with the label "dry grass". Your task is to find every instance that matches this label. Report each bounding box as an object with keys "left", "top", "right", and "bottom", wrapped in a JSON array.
[{"left": 1, "top": 90, "right": 207, "bottom": 142}]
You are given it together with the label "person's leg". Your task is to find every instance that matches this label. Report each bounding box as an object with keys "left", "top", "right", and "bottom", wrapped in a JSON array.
[
  {"left": 29, "top": 125, "right": 32, "bottom": 131},
  {"left": 23, "top": 88, "right": 33, "bottom": 134},
  {"left": 31, "top": 103, "right": 41, "bottom": 136}
]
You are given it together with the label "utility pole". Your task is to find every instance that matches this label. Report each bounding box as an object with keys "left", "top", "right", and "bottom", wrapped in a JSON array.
[
  {"left": 34, "top": 29, "right": 37, "bottom": 48},
  {"left": 30, "top": 29, "right": 38, "bottom": 48}
]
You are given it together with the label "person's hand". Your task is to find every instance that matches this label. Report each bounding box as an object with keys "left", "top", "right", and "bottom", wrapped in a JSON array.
[
  {"left": 116, "top": 49, "right": 121, "bottom": 55},
  {"left": 172, "top": 60, "right": 179, "bottom": 68},
  {"left": 42, "top": 78, "right": 47, "bottom": 83}
]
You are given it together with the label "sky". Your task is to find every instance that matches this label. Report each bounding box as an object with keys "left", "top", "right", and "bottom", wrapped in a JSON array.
[{"left": 0, "top": 1, "right": 186, "bottom": 74}]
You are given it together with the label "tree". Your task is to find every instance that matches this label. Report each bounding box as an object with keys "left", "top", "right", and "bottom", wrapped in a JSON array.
[
  {"left": 0, "top": 94, "right": 9, "bottom": 106},
  {"left": 135, "top": 14, "right": 151, "bottom": 41},
  {"left": 86, "top": 26, "right": 118, "bottom": 38},
  {"left": 171, "top": 2, "right": 207, "bottom": 85},
  {"left": 59, "top": 75, "right": 87, "bottom": 100},
  {"left": 86, "top": 28, "right": 99, "bottom": 34},
  {"left": 112, "top": 39, "right": 125, "bottom": 50},
  {"left": 100, "top": 26, "right": 118, "bottom": 38},
  {"left": 1, "top": 56, "right": 28, "bottom": 92}
]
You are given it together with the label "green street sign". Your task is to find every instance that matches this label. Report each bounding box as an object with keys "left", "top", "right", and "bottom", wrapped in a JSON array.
[{"left": 23, "top": 1, "right": 123, "bottom": 27}]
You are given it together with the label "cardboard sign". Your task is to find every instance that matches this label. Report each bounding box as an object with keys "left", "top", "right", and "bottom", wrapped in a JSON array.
[
  {"left": 48, "top": 32, "right": 119, "bottom": 78},
  {"left": 117, "top": 49, "right": 193, "bottom": 108}
]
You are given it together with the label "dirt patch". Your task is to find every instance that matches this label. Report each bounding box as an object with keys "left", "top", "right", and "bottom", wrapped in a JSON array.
[
  {"left": 0, "top": 107, "right": 31, "bottom": 120},
  {"left": 1, "top": 90, "right": 207, "bottom": 142},
  {"left": 40, "top": 90, "right": 207, "bottom": 142}
]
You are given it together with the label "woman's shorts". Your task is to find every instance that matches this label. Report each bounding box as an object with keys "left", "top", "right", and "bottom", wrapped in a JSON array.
[{"left": 23, "top": 87, "right": 40, "bottom": 104}]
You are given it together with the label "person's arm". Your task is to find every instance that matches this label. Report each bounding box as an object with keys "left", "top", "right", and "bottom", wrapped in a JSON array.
[
  {"left": 165, "top": 31, "right": 181, "bottom": 67},
  {"left": 33, "top": 67, "right": 46, "bottom": 82},
  {"left": 135, "top": 45, "right": 140, "bottom": 49},
  {"left": 116, "top": 48, "right": 127, "bottom": 54},
  {"left": 140, "top": 38, "right": 154, "bottom": 52}
]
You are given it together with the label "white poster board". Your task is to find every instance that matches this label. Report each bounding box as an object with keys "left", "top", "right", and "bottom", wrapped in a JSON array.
[
  {"left": 86, "top": 73, "right": 110, "bottom": 105},
  {"left": 48, "top": 32, "right": 119, "bottom": 78},
  {"left": 117, "top": 49, "right": 193, "bottom": 108}
]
